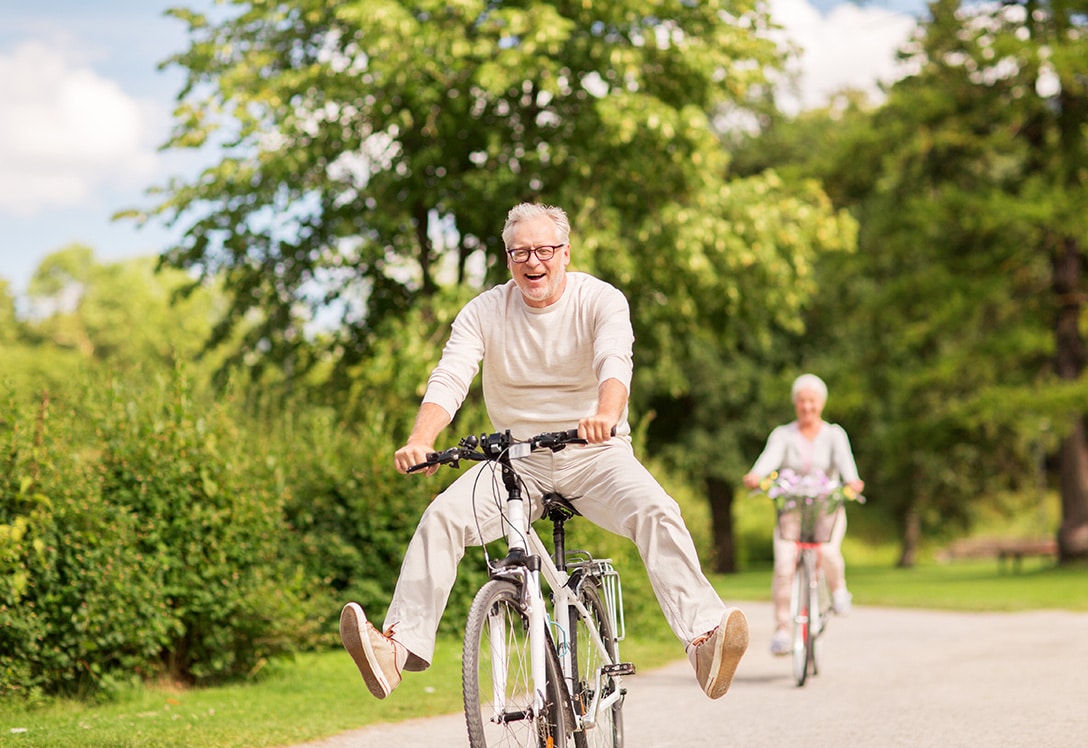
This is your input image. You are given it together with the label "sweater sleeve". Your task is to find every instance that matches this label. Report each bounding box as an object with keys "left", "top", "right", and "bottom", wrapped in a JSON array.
[
  {"left": 830, "top": 424, "right": 861, "bottom": 483},
  {"left": 420, "top": 298, "right": 486, "bottom": 419},
  {"left": 749, "top": 425, "right": 790, "bottom": 477},
  {"left": 592, "top": 283, "right": 634, "bottom": 392}
]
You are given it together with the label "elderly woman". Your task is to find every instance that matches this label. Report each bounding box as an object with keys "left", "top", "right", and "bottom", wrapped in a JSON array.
[{"left": 743, "top": 374, "right": 865, "bottom": 656}]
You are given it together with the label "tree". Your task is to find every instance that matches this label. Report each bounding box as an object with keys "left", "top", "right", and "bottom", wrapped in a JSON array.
[
  {"left": 868, "top": 0, "right": 1088, "bottom": 562},
  {"left": 733, "top": 0, "right": 1088, "bottom": 564},
  {"left": 612, "top": 174, "right": 857, "bottom": 571},
  {"left": 135, "top": 0, "right": 784, "bottom": 382},
  {"left": 130, "top": 1, "right": 862, "bottom": 570},
  {"left": 0, "top": 280, "right": 18, "bottom": 346},
  {"left": 20, "top": 246, "right": 223, "bottom": 376}
]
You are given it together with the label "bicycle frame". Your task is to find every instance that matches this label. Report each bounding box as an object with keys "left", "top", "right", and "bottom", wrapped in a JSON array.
[
  {"left": 789, "top": 539, "right": 831, "bottom": 687},
  {"left": 414, "top": 429, "right": 632, "bottom": 745},
  {"left": 488, "top": 451, "right": 627, "bottom": 733}
]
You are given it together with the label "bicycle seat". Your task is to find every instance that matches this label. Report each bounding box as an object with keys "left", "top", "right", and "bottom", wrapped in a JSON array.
[{"left": 542, "top": 492, "right": 581, "bottom": 519}]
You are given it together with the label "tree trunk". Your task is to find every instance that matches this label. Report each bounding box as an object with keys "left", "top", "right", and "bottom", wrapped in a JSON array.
[
  {"left": 1052, "top": 237, "right": 1088, "bottom": 561},
  {"left": 705, "top": 476, "right": 736, "bottom": 573},
  {"left": 898, "top": 508, "right": 920, "bottom": 569},
  {"left": 1057, "top": 419, "right": 1088, "bottom": 561}
]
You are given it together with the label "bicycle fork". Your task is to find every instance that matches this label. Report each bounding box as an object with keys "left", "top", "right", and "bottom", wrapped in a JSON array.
[{"left": 490, "top": 465, "right": 552, "bottom": 724}]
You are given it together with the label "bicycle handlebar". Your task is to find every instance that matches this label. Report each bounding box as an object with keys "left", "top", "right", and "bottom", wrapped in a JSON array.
[{"left": 407, "top": 428, "right": 590, "bottom": 473}]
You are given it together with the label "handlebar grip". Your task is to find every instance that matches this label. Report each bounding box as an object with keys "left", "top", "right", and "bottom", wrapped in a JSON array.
[{"left": 561, "top": 426, "right": 617, "bottom": 440}]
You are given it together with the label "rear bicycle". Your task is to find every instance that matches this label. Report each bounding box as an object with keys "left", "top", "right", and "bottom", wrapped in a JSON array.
[{"left": 778, "top": 493, "right": 841, "bottom": 687}]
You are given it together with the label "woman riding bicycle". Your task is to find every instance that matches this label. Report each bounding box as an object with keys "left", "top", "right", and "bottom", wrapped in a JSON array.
[
  {"left": 742, "top": 373, "right": 864, "bottom": 657},
  {"left": 339, "top": 202, "right": 749, "bottom": 704}
]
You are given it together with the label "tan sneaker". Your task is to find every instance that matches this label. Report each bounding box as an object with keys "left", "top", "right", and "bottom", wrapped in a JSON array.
[
  {"left": 340, "top": 602, "right": 406, "bottom": 699},
  {"left": 688, "top": 608, "right": 749, "bottom": 699}
]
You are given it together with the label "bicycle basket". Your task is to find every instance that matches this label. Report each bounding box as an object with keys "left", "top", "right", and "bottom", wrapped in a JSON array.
[{"left": 776, "top": 494, "right": 842, "bottom": 543}]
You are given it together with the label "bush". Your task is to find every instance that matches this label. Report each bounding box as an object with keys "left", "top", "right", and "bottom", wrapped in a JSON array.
[
  {"left": 273, "top": 404, "right": 496, "bottom": 643},
  {"left": 92, "top": 372, "right": 310, "bottom": 684},
  {"left": 0, "top": 371, "right": 313, "bottom": 699},
  {"left": 1, "top": 387, "right": 172, "bottom": 699}
]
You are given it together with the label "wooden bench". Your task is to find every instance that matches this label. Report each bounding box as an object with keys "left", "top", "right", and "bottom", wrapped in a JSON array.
[{"left": 937, "top": 536, "right": 1058, "bottom": 572}]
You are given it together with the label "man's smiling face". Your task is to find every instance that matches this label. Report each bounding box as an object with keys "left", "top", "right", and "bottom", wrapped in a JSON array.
[{"left": 506, "top": 213, "right": 571, "bottom": 308}]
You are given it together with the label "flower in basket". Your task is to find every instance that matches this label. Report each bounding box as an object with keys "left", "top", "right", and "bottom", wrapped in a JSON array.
[{"left": 758, "top": 469, "right": 863, "bottom": 511}]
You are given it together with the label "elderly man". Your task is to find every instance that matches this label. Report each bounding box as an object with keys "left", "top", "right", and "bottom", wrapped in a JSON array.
[{"left": 341, "top": 202, "right": 749, "bottom": 701}]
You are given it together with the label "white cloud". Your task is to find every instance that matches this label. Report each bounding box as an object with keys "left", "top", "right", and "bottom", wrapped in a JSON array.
[
  {"left": 0, "top": 40, "right": 163, "bottom": 216},
  {"left": 770, "top": 0, "right": 920, "bottom": 114}
]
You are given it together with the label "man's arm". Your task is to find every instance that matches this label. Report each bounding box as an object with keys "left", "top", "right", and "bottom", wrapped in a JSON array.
[
  {"left": 394, "top": 402, "right": 453, "bottom": 475},
  {"left": 579, "top": 377, "right": 627, "bottom": 444}
]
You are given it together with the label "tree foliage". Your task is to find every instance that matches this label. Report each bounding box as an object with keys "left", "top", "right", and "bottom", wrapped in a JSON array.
[
  {"left": 733, "top": 0, "right": 1088, "bottom": 563},
  {"left": 137, "top": 0, "right": 784, "bottom": 379},
  {"left": 17, "top": 245, "right": 223, "bottom": 373},
  {"left": 132, "top": 0, "right": 862, "bottom": 571}
]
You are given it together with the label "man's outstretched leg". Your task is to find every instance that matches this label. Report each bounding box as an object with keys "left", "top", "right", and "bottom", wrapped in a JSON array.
[{"left": 340, "top": 602, "right": 408, "bottom": 699}]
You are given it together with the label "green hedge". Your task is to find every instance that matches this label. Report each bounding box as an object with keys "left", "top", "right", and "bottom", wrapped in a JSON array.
[
  {"left": 0, "top": 374, "right": 311, "bottom": 699},
  {"left": 1, "top": 370, "right": 680, "bottom": 702}
]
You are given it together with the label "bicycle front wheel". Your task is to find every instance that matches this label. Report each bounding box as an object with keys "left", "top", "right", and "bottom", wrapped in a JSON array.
[
  {"left": 810, "top": 568, "right": 830, "bottom": 678},
  {"left": 570, "top": 578, "right": 623, "bottom": 748},
  {"left": 790, "top": 559, "right": 811, "bottom": 687},
  {"left": 464, "top": 579, "right": 571, "bottom": 747}
]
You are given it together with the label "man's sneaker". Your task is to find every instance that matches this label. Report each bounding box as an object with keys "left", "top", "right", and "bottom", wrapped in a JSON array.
[
  {"left": 687, "top": 608, "right": 749, "bottom": 699},
  {"left": 832, "top": 588, "right": 853, "bottom": 616},
  {"left": 770, "top": 627, "right": 791, "bottom": 656},
  {"left": 340, "top": 602, "right": 406, "bottom": 699}
]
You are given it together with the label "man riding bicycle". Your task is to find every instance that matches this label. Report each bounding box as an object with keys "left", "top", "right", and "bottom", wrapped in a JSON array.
[{"left": 340, "top": 202, "right": 749, "bottom": 702}]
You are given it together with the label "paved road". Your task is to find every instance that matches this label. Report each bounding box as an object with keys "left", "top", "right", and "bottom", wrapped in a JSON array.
[{"left": 290, "top": 601, "right": 1088, "bottom": 747}]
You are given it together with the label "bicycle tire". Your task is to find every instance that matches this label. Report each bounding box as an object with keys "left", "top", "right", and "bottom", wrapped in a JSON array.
[
  {"left": 810, "top": 568, "right": 831, "bottom": 678},
  {"left": 791, "top": 558, "right": 810, "bottom": 687},
  {"left": 570, "top": 578, "right": 624, "bottom": 748},
  {"left": 463, "top": 579, "right": 571, "bottom": 747}
]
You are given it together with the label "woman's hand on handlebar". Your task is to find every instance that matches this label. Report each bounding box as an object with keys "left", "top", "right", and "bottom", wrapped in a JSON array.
[
  {"left": 395, "top": 441, "right": 439, "bottom": 476},
  {"left": 578, "top": 415, "right": 616, "bottom": 444}
]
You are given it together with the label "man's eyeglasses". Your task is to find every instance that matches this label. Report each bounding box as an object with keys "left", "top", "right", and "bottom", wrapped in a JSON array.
[{"left": 506, "top": 244, "right": 564, "bottom": 263}]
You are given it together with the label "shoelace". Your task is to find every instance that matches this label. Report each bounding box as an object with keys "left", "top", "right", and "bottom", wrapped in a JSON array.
[
  {"left": 371, "top": 621, "right": 407, "bottom": 673},
  {"left": 690, "top": 625, "right": 719, "bottom": 650}
]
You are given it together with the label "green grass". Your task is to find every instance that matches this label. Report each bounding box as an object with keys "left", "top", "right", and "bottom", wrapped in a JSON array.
[
  {"left": 0, "top": 635, "right": 680, "bottom": 748},
  {"left": 717, "top": 558, "right": 1088, "bottom": 611},
  {"left": 2, "top": 560, "right": 1085, "bottom": 747}
]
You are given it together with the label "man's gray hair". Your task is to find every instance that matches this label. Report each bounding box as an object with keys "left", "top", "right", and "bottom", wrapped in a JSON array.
[
  {"left": 502, "top": 203, "right": 570, "bottom": 247},
  {"left": 791, "top": 373, "right": 828, "bottom": 403}
]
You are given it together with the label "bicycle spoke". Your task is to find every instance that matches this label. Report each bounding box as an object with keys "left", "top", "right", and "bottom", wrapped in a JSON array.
[
  {"left": 465, "top": 580, "right": 568, "bottom": 747},
  {"left": 571, "top": 580, "right": 623, "bottom": 748}
]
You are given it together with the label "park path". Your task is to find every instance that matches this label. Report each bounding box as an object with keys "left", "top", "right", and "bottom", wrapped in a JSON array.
[{"left": 287, "top": 601, "right": 1088, "bottom": 747}]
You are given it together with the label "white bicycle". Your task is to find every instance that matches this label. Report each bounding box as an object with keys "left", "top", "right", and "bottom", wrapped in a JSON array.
[{"left": 410, "top": 428, "right": 634, "bottom": 747}]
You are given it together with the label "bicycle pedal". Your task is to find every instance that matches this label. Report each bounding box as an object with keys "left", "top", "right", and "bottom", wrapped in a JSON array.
[{"left": 603, "top": 662, "right": 636, "bottom": 676}]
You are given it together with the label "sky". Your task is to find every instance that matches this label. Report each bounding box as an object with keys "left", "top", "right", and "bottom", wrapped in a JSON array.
[{"left": 0, "top": 0, "right": 927, "bottom": 297}]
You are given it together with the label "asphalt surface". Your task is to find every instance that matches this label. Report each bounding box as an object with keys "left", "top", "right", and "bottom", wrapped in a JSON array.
[{"left": 288, "top": 601, "right": 1088, "bottom": 747}]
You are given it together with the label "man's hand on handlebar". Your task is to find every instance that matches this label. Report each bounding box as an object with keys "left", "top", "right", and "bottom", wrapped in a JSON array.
[
  {"left": 578, "top": 415, "right": 617, "bottom": 444},
  {"left": 395, "top": 441, "right": 439, "bottom": 476}
]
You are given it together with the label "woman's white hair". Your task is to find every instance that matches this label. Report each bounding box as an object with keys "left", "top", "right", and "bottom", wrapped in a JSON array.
[{"left": 791, "top": 373, "right": 828, "bottom": 403}]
